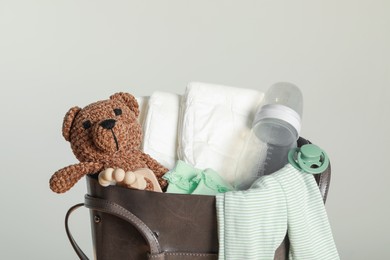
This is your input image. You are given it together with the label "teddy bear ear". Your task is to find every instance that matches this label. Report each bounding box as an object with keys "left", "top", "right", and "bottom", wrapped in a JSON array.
[
  {"left": 62, "top": 106, "right": 81, "bottom": 142},
  {"left": 110, "top": 92, "right": 139, "bottom": 117}
]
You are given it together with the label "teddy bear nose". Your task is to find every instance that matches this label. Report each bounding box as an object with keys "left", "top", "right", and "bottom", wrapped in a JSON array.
[{"left": 100, "top": 119, "right": 116, "bottom": 130}]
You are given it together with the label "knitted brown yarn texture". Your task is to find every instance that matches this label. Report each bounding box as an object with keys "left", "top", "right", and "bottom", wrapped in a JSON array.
[{"left": 49, "top": 92, "right": 168, "bottom": 194}]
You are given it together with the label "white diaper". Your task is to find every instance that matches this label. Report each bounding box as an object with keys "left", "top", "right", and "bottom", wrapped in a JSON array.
[
  {"left": 141, "top": 91, "right": 180, "bottom": 169},
  {"left": 177, "top": 82, "right": 267, "bottom": 186}
]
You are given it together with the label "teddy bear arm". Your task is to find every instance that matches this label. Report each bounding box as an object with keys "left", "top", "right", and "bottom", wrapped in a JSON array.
[
  {"left": 50, "top": 162, "right": 103, "bottom": 193},
  {"left": 141, "top": 153, "right": 169, "bottom": 189},
  {"left": 141, "top": 153, "right": 168, "bottom": 176}
]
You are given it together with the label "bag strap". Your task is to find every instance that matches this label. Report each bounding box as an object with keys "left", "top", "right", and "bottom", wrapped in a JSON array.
[
  {"left": 317, "top": 164, "right": 331, "bottom": 203},
  {"left": 65, "top": 196, "right": 162, "bottom": 260},
  {"left": 65, "top": 203, "right": 89, "bottom": 260},
  {"left": 84, "top": 194, "right": 161, "bottom": 254}
]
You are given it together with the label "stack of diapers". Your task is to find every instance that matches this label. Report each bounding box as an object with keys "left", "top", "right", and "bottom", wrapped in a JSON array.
[
  {"left": 139, "top": 82, "right": 269, "bottom": 188},
  {"left": 177, "top": 82, "right": 267, "bottom": 187},
  {"left": 140, "top": 91, "right": 180, "bottom": 170}
]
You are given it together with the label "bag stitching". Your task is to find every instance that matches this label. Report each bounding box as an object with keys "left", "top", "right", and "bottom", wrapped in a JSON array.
[{"left": 149, "top": 252, "right": 217, "bottom": 258}]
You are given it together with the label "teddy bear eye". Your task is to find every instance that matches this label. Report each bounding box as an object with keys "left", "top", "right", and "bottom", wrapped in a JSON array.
[
  {"left": 114, "top": 108, "right": 122, "bottom": 116},
  {"left": 83, "top": 120, "right": 92, "bottom": 129}
]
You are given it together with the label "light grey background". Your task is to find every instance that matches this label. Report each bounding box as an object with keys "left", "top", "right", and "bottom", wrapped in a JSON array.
[{"left": 1, "top": 0, "right": 389, "bottom": 259}]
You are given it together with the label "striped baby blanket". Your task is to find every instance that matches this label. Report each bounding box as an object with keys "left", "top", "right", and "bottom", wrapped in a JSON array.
[{"left": 216, "top": 164, "right": 339, "bottom": 260}]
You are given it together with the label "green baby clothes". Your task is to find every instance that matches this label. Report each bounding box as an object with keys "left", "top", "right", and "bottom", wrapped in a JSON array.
[
  {"left": 163, "top": 160, "right": 233, "bottom": 195},
  {"left": 216, "top": 164, "right": 339, "bottom": 260},
  {"left": 163, "top": 160, "right": 201, "bottom": 194},
  {"left": 192, "top": 168, "right": 234, "bottom": 195}
]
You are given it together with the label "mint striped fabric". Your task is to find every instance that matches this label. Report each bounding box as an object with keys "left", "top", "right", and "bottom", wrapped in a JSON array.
[{"left": 216, "top": 164, "right": 339, "bottom": 260}]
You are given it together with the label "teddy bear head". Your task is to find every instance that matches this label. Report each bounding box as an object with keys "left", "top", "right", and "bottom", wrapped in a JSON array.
[{"left": 63, "top": 92, "right": 142, "bottom": 162}]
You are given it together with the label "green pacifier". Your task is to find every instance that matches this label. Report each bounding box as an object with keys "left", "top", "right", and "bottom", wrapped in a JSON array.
[{"left": 288, "top": 144, "right": 329, "bottom": 174}]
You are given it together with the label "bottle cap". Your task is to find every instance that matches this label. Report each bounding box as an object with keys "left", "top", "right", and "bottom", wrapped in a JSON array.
[
  {"left": 254, "top": 104, "right": 301, "bottom": 134},
  {"left": 288, "top": 144, "right": 329, "bottom": 174}
]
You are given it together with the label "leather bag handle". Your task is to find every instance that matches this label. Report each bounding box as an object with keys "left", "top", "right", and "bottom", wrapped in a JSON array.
[
  {"left": 84, "top": 194, "right": 161, "bottom": 254},
  {"left": 65, "top": 195, "right": 162, "bottom": 260},
  {"left": 65, "top": 203, "right": 89, "bottom": 260}
]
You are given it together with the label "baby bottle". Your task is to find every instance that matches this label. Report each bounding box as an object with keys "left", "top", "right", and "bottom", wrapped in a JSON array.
[
  {"left": 234, "top": 82, "right": 303, "bottom": 190},
  {"left": 253, "top": 82, "right": 303, "bottom": 175}
]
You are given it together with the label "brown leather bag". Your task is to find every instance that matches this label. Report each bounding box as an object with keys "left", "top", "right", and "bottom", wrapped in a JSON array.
[{"left": 65, "top": 138, "right": 331, "bottom": 260}]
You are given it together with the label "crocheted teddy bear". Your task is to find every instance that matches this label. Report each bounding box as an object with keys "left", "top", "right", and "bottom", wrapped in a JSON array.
[{"left": 49, "top": 92, "right": 168, "bottom": 193}]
